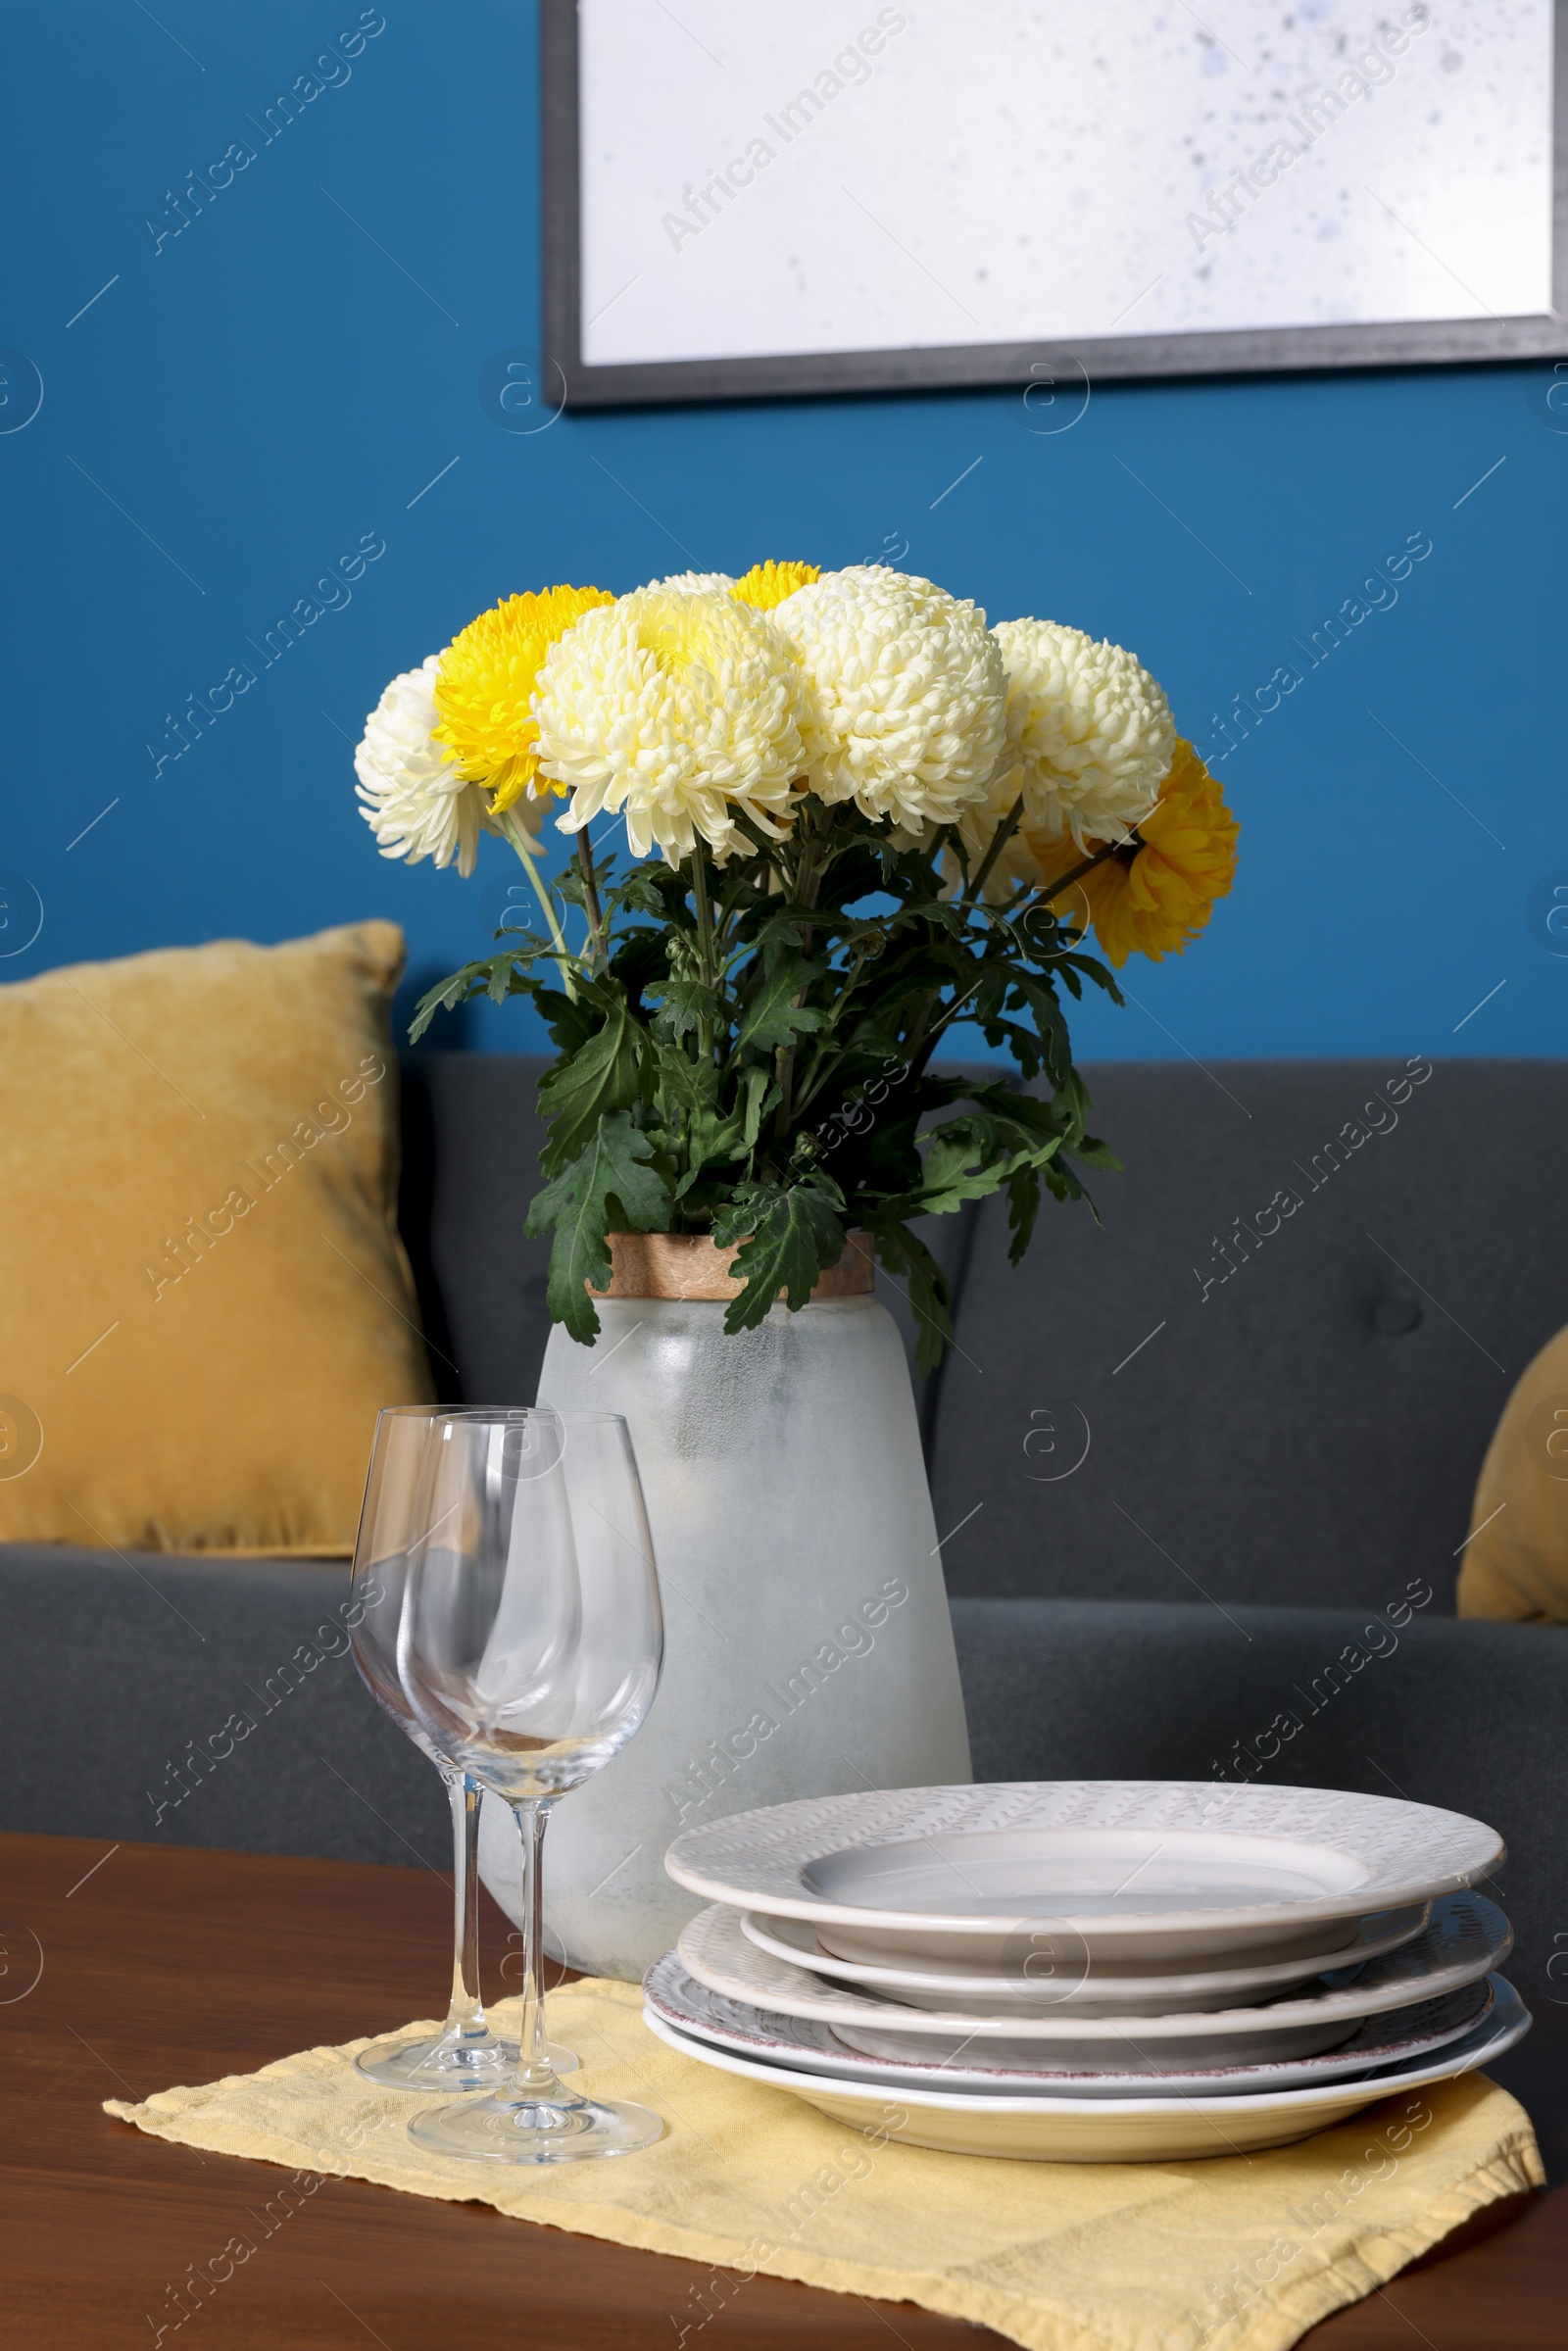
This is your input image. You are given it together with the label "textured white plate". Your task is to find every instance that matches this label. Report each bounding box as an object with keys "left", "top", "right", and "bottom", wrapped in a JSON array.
[
  {"left": 677, "top": 1896, "right": 1510, "bottom": 2071},
  {"left": 641, "top": 1979, "right": 1530, "bottom": 2161},
  {"left": 743, "top": 1904, "right": 1431, "bottom": 2016},
  {"left": 645, "top": 1953, "right": 1494, "bottom": 2098},
  {"left": 664, "top": 1783, "right": 1504, "bottom": 1966}
]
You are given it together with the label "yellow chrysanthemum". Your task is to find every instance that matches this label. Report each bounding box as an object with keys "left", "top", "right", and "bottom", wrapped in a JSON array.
[
  {"left": 731, "top": 560, "right": 819, "bottom": 612},
  {"left": 433, "top": 585, "right": 614, "bottom": 814},
  {"left": 1024, "top": 739, "right": 1237, "bottom": 966}
]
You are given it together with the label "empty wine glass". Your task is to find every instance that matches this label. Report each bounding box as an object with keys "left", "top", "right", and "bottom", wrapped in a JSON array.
[
  {"left": 359, "top": 1404, "right": 664, "bottom": 2163},
  {"left": 349, "top": 1407, "right": 577, "bottom": 2089}
]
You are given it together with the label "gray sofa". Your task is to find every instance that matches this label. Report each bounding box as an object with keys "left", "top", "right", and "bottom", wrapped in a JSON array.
[{"left": 5, "top": 1052, "right": 1565, "bottom": 2133}]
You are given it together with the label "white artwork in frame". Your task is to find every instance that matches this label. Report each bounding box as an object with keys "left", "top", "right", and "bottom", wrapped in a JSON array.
[{"left": 542, "top": 0, "right": 1567, "bottom": 405}]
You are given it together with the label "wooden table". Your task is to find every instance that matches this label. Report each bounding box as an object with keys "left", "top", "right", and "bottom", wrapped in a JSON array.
[{"left": 2, "top": 1833, "right": 1562, "bottom": 2347}]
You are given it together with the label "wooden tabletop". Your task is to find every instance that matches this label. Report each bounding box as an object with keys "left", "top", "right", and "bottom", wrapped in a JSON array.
[{"left": 2, "top": 1831, "right": 1562, "bottom": 2348}]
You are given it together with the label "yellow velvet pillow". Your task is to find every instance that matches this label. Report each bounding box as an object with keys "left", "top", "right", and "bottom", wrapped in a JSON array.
[
  {"left": 0, "top": 921, "right": 435, "bottom": 1555},
  {"left": 1457, "top": 1322, "right": 1568, "bottom": 1623}
]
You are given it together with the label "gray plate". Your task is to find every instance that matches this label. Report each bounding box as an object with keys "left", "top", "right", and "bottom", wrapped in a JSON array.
[{"left": 643, "top": 1953, "right": 1494, "bottom": 2098}]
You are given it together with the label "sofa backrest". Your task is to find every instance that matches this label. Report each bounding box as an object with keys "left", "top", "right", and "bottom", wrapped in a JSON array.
[
  {"left": 400, "top": 1053, "right": 1568, "bottom": 1614},
  {"left": 929, "top": 1057, "right": 1568, "bottom": 1612},
  {"left": 399, "top": 1053, "right": 556, "bottom": 1408}
]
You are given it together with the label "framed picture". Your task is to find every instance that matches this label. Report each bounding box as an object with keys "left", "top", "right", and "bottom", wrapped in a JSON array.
[{"left": 540, "top": 0, "right": 1568, "bottom": 410}]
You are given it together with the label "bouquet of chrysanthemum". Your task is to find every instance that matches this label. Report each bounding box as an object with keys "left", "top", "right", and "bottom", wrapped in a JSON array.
[{"left": 355, "top": 562, "right": 1237, "bottom": 1365}]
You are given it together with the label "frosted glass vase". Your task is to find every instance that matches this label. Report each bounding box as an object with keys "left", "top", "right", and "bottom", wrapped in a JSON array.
[{"left": 477, "top": 1237, "right": 973, "bottom": 1983}]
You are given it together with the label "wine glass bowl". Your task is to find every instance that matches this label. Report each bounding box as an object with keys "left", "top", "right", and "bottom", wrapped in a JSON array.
[
  {"left": 357, "top": 1404, "right": 665, "bottom": 2164},
  {"left": 348, "top": 1410, "right": 582, "bottom": 2090},
  {"left": 393, "top": 1411, "right": 662, "bottom": 1801}
]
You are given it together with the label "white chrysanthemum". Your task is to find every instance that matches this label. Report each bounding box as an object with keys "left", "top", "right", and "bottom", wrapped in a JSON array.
[
  {"left": 656, "top": 569, "right": 736, "bottom": 593},
  {"left": 532, "top": 586, "right": 804, "bottom": 863},
  {"left": 984, "top": 618, "right": 1174, "bottom": 853},
  {"left": 354, "top": 658, "right": 498, "bottom": 878},
  {"left": 770, "top": 565, "right": 1005, "bottom": 827}
]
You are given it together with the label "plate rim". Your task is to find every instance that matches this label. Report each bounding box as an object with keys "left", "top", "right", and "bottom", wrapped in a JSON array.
[
  {"left": 742, "top": 1902, "right": 1432, "bottom": 1999},
  {"left": 676, "top": 1896, "right": 1511, "bottom": 2039},
  {"left": 644, "top": 1957, "right": 1495, "bottom": 2096},
  {"left": 663, "top": 1781, "right": 1505, "bottom": 1939},
  {"left": 640, "top": 1976, "right": 1529, "bottom": 2118}
]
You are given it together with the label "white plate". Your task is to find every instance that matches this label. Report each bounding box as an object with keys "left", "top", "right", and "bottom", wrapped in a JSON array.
[
  {"left": 641, "top": 1979, "right": 1530, "bottom": 2161},
  {"left": 664, "top": 1782, "right": 1504, "bottom": 1967},
  {"left": 743, "top": 1904, "right": 1431, "bottom": 2016},
  {"left": 677, "top": 1895, "right": 1510, "bottom": 2071},
  {"left": 645, "top": 1953, "right": 1494, "bottom": 2098}
]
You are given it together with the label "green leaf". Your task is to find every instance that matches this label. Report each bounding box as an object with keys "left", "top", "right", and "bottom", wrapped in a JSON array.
[
  {"left": 1011, "top": 973, "right": 1071, "bottom": 1084},
  {"left": 1061, "top": 949, "right": 1124, "bottom": 1004},
  {"left": 919, "top": 1117, "right": 1003, "bottom": 1193},
  {"left": 650, "top": 1038, "right": 718, "bottom": 1118},
  {"left": 869, "top": 1101, "right": 1072, "bottom": 1225},
  {"left": 711, "top": 1175, "right": 847, "bottom": 1332},
  {"left": 648, "top": 976, "right": 724, "bottom": 1044},
  {"left": 523, "top": 1111, "right": 672, "bottom": 1345},
  {"left": 732, "top": 945, "right": 828, "bottom": 1057},
  {"left": 407, "top": 952, "right": 548, "bottom": 1044},
  {"left": 554, "top": 843, "right": 612, "bottom": 913},
  {"left": 739, "top": 1064, "right": 772, "bottom": 1150},
  {"left": 672, "top": 1106, "right": 748, "bottom": 1198},
  {"left": 609, "top": 866, "right": 675, "bottom": 920},
  {"left": 1071, "top": 1133, "right": 1121, "bottom": 1172},
  {"left": 533, "top": 985, "right": 597, "bottom": 1059},
  {"left": 1005, "top": 1163, "right": 1044, "bottom": 1263},
  {"left": 869, "top": 1223, "right": 955, "bottom": 1377},
  {"left": 536, "top": 995, "right": 643, "bottom": 1175},
  {"left": 609, "top": 927, "right": 670, "bottom": 1004},
  {"left": 959, "top": 1087, "right": 1074, "bottom": 1158},
  {"left": 408, "top": 973, "right": 470, "bottom": 1045}
]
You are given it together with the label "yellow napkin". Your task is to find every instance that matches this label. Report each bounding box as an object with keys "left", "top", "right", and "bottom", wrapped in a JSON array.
[{"left": 106, "top": 1978, "right": 1543, "bottom": 2351}]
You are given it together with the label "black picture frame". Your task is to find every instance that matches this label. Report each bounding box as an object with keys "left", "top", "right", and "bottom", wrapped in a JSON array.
[{"left": 541, "top": 0, "right": 1568, "bottom": 411}]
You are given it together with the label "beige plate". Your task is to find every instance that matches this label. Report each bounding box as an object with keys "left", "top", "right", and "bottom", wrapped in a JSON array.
[
  {"left": 645, "top": 1954, "right": 1493, "bottom": 2099},
  {"left": 744, "top": 1903, "right": 1431, "bottom": 2017},
  {"left": 641, "top": 1980, "right": 1529, "bottom": 2162},
  {"left": 678, "top": 1897, "right": 1509, "bottom": 2071},
  {"left": 664, "top": 1783, "right": 1504, "bottom": 1968}
]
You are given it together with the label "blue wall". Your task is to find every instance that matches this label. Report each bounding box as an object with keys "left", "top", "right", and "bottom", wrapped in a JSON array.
[{"left": 2, "top": 0, "right": 1563, "bottom": 1062}]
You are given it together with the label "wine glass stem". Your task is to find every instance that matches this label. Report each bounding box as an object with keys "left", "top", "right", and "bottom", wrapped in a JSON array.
[
  {"left": 445, "top": 1772, "right": 487, "bottom": 2044},
  {"left": 512, "top": 1798, "right": 561, "bottom": 2095}
]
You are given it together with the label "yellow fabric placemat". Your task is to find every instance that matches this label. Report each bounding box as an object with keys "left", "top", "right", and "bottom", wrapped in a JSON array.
[{"left": 106, "top": 1978, "right": 1543, "bottom": 2351}]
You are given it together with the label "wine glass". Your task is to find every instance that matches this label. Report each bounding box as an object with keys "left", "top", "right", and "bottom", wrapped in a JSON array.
[
  {"left": 349, "top": 1407, "right": 578, "bottom": 2089},
  {"left": 360, "top": 1403, "right": 665, "bottom": 2163}
]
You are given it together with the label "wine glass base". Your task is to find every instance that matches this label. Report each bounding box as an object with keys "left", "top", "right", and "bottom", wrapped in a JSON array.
[
  {"left": 407, "top": 2088, "right": 662, "bottom": 2163},
  {"left": 355, "top": 2035, "right": 578, "bottom": 2091}
]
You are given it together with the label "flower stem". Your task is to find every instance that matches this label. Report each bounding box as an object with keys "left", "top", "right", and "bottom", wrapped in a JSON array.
[
  {"left": 502, "top": 810, "right": 577, "bottom": 1002},
  {"left": 690, "top": 846, "right": 716, "bottom": 1063},
  {"left": 575, "top": 827, "right": 608, "bottom": 968},
  {"left": 967, "top": 794, "right": 1025, "bottom": 904},
  {"left": 790, "top": 945, "right": 871, "bottom": 1120},
  {"left": 923, "top": 822, "right": 954, "bottom": 877},
  {"left": 772, "top": 825, "right": 825, "bottom": 1144},
  {"left": 1034, "top": 831, "right": 1143, "bottom": 908}
]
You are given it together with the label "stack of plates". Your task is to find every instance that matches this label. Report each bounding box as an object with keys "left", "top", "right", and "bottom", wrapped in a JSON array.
[{"left": 644, "top": 1782, "right": 1528, "bottom": 2160}]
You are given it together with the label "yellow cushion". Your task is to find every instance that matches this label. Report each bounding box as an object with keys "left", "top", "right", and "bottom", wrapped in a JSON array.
[
  {"left": 1457, "top": 1321, "right": 1568, "bottom": 1622},
  {"left": 0, "top": 921, "right": 435, "bottom": 1555}
]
